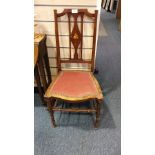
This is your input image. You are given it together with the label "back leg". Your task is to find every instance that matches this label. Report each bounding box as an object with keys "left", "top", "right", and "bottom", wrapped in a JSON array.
[{"left": 94, "top": 99, "right": 102, "bottom": 128}]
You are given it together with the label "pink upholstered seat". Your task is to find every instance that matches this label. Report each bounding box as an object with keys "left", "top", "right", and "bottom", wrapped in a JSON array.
[{"left": 45, "top": 71, "right": 103, "bottom": 101}]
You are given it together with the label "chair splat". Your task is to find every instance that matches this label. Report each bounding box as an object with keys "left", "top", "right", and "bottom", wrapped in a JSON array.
[{"left": 54, "top": 9, "right": 98, "bottom": 72}]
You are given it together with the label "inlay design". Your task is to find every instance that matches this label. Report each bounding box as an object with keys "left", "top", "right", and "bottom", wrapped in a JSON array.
[
  {"left": 73, "top": 33, "right": 79, "bottom": 40},
  {"left": 54, "top": 9, "right": 98, "bottom": 72},
  {"left": 70, "top": 23, "right": 82, "bottom": 51},
  {"left": 68, "top": 13, "right": 83, "bottom": 59}
]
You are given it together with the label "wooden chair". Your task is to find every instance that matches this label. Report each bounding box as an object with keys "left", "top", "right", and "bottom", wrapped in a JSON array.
[{"left": 44, "top": 9, "right": 104, "bottom": 128}]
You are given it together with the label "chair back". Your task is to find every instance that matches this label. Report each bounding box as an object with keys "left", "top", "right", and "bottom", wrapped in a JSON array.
[{"left": 54, "top": 9, "right": 98, "bottom": 72}]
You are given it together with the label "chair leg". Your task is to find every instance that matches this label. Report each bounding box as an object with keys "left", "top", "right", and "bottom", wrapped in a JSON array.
[
  {"left": 34, "top": 66, "right": 45, "bottom": 104},
  {"left": 95, "top": 99, "right": 101, "bottom": 128},
  {"left": 46, "top": 98, "right": 56, "bottom": 128}
]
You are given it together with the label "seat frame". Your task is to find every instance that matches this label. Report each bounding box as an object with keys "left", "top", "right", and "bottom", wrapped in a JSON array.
[{"left": 45, "top": 9, "right": 103, "bottom": 128}]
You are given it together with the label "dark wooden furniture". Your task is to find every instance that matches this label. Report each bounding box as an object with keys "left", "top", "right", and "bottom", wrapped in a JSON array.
[
  {"left": 44, "top": 9, "right": 104, "bottom": 128},
  {"left": 34, "top": 34, "right": 51, "bottom": 103},
  {"left": 116, "top": 0, "right": 121, "bottom": 31}
]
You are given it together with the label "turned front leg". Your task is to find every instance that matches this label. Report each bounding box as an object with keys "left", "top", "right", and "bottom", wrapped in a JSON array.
[{"left": 46, "top": 98, "right": 56, "bottom": 128}]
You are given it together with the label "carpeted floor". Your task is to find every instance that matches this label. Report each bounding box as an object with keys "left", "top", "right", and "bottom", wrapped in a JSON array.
[{"left": 34, "top": 10, "right": 121, "bottom": 155}]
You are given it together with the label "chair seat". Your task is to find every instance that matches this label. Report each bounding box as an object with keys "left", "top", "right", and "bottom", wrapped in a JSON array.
[{"left": 45, "top": 71, "right": 103, "bottom": 101}]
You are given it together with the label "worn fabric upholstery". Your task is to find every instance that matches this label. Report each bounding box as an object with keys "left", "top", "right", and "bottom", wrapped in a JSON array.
[{"left": 45, "top": 71, "right": 103, "bottom": 101}]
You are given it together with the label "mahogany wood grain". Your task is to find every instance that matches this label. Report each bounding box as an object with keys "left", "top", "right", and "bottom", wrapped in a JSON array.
[
  {"left": 54, "top": 9, "right": 98, "bottom": 72},
  {"left": 45, "top": 9, "right": 103, "bottom": 128}
]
